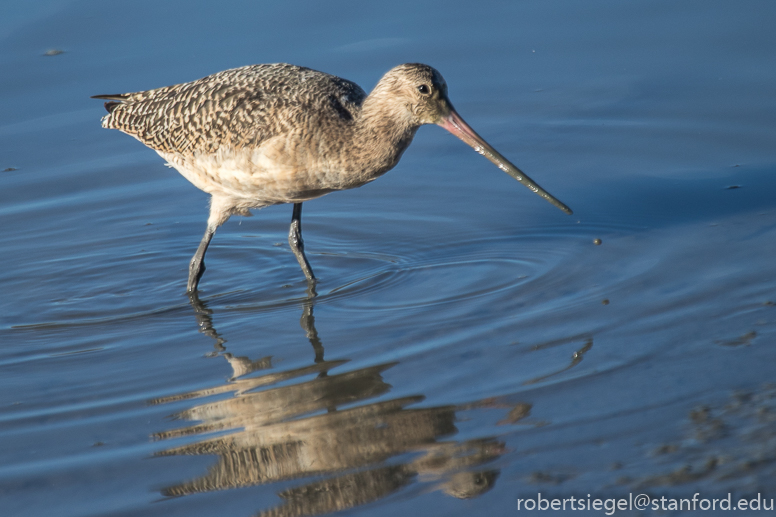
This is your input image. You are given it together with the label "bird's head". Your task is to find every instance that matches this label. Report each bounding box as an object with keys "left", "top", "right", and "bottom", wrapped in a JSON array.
[
  {"left": 370, "top": 63, "right": 573, "bottom": 215},
  {"left": 374, "top": 63, "right": 453, "bottom": 126}
]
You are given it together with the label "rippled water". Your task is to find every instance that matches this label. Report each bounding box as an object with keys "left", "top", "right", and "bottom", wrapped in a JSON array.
[{"left": 3, "top": 1, "right": 776, "bottom": 516}]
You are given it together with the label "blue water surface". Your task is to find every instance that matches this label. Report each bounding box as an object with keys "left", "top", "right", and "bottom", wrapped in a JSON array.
[{"left": 2, "top": 1, "right": 776, "bottom": 516}]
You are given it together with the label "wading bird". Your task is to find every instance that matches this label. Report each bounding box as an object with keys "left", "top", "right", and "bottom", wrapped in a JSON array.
[{"left": 94, "top": 63, "right": 571, "bottom": 292}]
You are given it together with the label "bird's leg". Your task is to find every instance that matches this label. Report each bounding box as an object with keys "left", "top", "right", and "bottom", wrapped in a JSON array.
[
  {"left": 289, "top": 202, "right": 316, "bottom": 282},
  {"left": 188, "top": 196, "right": 234, "bottom": 292},
  {"left": 188, "top": 224, "right": 217, "bottom": 292}
]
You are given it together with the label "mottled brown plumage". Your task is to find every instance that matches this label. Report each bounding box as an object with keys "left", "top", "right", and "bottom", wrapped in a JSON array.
[{"left": 95, "top": 63, "right": 571, "bottom": 292}]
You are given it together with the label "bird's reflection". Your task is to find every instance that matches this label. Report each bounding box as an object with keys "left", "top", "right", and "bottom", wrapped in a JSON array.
[
  {"left": 523, "top": 334, "right": 593, "bottom": 386},
  {"left": 150, "top": 290, "right": 506, "bottom": 515}
]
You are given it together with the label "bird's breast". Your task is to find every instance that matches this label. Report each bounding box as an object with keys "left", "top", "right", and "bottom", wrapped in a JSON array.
[{"left": 160, "top": 135, "right": 377, "bottom": 206}]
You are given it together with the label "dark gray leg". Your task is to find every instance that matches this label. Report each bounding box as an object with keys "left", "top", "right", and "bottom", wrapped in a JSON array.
[
  {"left": 188, "top": 224, "right": 216, "bottom": 293},
  {"left": 289, "top": 203, "right": 316, "bottom": 282}
]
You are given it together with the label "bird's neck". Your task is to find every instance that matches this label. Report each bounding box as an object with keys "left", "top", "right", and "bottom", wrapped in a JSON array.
[{"left": 346, "top": 89, "right": 419, "bottom": 179}]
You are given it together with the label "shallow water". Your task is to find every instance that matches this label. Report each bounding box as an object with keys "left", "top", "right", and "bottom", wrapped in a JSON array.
[{"left": 3, "top": 1, "right": 776, "bottom": 516}]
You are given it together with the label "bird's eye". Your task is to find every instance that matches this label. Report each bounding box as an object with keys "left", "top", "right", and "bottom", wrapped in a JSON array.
[{"left": 417, "top": 84, "right": 431, "bottom": 95}]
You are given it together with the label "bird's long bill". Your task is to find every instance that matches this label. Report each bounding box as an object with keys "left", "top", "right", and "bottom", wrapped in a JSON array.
[{"left": 438, "top": 109, "right": 573, "bottom": 215}]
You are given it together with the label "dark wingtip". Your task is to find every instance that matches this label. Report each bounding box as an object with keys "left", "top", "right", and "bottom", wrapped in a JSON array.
[
  {"left": 91, "top": 94, "right": 127, "bottom": 100},
  {"left": 92, "top": 94, "right": 128, "bottom": 114}
]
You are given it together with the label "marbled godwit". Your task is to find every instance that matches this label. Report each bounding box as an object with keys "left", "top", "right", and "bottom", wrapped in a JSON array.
[{"left": 94, "top": 63, "right": 572, "bottom": 292}]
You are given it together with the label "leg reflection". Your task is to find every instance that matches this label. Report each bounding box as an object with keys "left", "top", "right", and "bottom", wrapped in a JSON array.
[
  {"left": 152, "top": 291, "right": 508, "bottom": 515},
  {"left": 188, "top": 291, "right": 226, "bottom": 355},
  {"left": 300, "top": 283, "right": 325, "bottom": 365}
]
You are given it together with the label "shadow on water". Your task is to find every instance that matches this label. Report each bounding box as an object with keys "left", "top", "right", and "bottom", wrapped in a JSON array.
[{"left": 148, "top": 288, "right": 569, "bottom": 515}]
